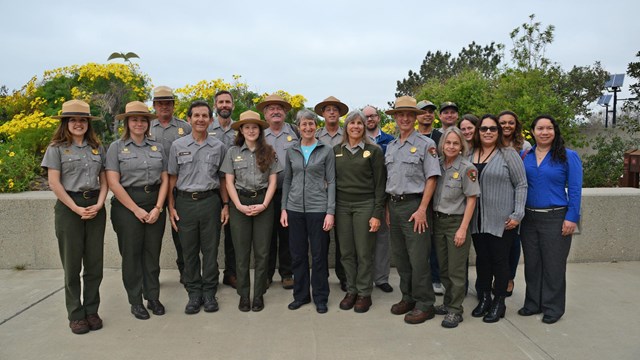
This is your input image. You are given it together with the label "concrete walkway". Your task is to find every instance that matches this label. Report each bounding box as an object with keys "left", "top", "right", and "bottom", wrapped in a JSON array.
[{"left": 1, "top": 262, "right": 638, "bottom": 360}]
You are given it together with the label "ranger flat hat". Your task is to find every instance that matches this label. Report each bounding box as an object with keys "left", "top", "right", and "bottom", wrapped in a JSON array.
[
  {"left": 152, "top": 86, "right": 175, "bottom": 102},
  {"left": 440, "top": 101, "right": 459, "bottom": 112},
  {"left": 314, "top": 96, "right": 349, "bottom": 116},
  {"left": 385, "top": 96, "right": 427, "bottom": 115},
  {"left": 52, "top": 100, "right": 100, "bottom": 120},
  {"left": 231, "top": 110, "right": 269, "bottom": 130},
  {"left": 115, "top": 101, "right": 158, "bottom": 121},
  {"left": 416, "top": 100, "right": 437, "bottom": 110},
  {"left": 256, "top": 94, "right": 292, "bottom": 113}
]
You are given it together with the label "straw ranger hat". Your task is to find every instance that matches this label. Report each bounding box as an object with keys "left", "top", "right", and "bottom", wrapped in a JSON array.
[
  {"left": 115, "top": 101, "right": 158, "bottom": 121},
  {"left": 314, "top": 96, "right": 349, "bottom": 116},
  {"left": 52, "top": 100, "right": 100, "bottom": 120},
  {"left": 256, "top": 94, "right": 292, "bottom": 113},
  {"left": 231, "top": 110, "right": 269, "bottom": 130},
  {"left": 152, "top": 86, "right": 175, "bottom": 102},
  {"left": 385, "top": 96, "right": 427, "bottom": 115}
]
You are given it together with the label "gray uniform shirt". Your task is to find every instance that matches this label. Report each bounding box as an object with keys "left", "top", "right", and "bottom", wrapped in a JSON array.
[
  {"left": 433, "top": 156, "right": 480, "bottom": 215},
  {"left": 316, "top": 127, "right": 343, "bottom": 147},
  {"left": 207, "top": 118, "right": 236, "bottom": 148},
  {"left": 167, "top": 134, "right": 226, "bottom": 192},
  {"left": 220, "top": 143, "right": 282, "bottom": 191},
  {"left": 264, "top": 123, "right": 299, "bottom": 188},
  {"left": 385, "top": 131, "right": 441, "bottom": 195},
  {"left": 41, "top": 141, "right": 104, "bottom": 192},
  {"left": 105, "top": 138, "right": 166, "bottom": 187},
  {"left": 149, "top": 117, "right": 192, "bottom": 159}
]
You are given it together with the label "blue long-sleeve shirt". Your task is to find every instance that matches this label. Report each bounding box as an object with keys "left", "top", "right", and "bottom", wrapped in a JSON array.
[{"left": 522, "top": 146, "right": 583, "bottom": 223}]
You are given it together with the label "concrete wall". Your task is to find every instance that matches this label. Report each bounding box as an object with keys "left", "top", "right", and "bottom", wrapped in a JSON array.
[{"left": 0, "top": 188, "right": 639, "bottom": 269}]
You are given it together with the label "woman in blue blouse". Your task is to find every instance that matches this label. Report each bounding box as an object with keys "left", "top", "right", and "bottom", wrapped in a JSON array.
[{"left": 518, "top": 115, "right": 582, "bottom": 324}]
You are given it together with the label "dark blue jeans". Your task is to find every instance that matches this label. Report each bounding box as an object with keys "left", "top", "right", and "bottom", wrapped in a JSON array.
[{"left": 287, "top": 211, "right": 330, "bottom": 305}]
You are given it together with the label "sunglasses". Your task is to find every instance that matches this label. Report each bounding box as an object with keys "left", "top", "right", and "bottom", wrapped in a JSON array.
[{"left": 479, "top": 126, "right": 499, "bottom": 133}]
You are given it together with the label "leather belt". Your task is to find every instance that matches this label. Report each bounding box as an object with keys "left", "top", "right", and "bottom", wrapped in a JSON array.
[
  {"left": 389, "top": 193, "right": 422, "bottom": 203},
  {"left": 67, "top": 190, "right": 99, "bottom": 199},
  {"left": 125, "top": 184, "right": 160, "bottom": 193},
  {"left": 237, "top": 188, "right": 266, "bottom": 198},
  {"left": 525, "top": 207, "right": 567, "bottom": 213},
  {"left": 435, "top": 211, "right": 462, "bottom": 218},
  {"left": 177, "top": 189, "right": 218, "bottom": 200}
]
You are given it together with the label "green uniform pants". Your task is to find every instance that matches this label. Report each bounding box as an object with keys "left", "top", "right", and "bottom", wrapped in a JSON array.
[
  {"left": 389, "top": 198, "right": 435, "bottom": 311},
  {"left": 229, "top": 192, "right": 273, "bottom": 299},
  {"left": 111, "top": 189, "right": 166, "bottom": 305},
  {"left": 433, "top": 213, "right": 471, "bottom": 314},
  {"left": 55, "top": 196, "right": 106, "bottom": 321},
  {"left": 175, "top": 192, "right": 221, "bottom": 298},
  {"left": 336, "top": 197, "right": 376, "bottom": 296}
]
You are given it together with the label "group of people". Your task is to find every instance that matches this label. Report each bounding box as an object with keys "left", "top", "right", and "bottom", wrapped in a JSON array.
[{"left": 42, "top": 87, "right": 582, "bottom": 335}]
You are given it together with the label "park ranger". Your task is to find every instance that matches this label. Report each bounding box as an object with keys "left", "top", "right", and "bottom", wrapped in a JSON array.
[
  {"left": 385, "top": 96, "right": 441, "bottom": 325},
  {"left": 106, "top": 101, "right": 168, "bottom": 320},
  {"left": 149, "top": 86, "right": 191, "bottom": 283},
  {"left": 167, "top": 100, "right": 229, "bottom": 314},
  {"left": 207, "top": 90, "right": 238, "bottom": 289}
]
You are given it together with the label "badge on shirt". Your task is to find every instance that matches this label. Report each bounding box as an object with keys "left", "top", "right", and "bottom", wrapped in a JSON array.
[
  {"left": 410, "top": 146, "right": 417, "bottom": 153},
  {"left": 209, "top": 132, "right": 217, "bottom": 136},
  {"left": 151, "top": 146, "right": 158, "bottom": 152},
  {"left": 122, "top": 148, "right": 130, "bottom": 153},
  {"left": 363, "top": 150, "right": 371, "bottom": 158},
  {"left": 64, "top": 149, "right": 72, "bottom": 155},
  {"left": 91, "top": 148, "right": 99, "bottom": 155},
  {"left": 234, "top": 156, "right": 244, "bottom": 162},
  {"left": 428, "top": 146, "right": 437, "bottom": 158},
  {"left": 467, "top": 169, "right": 477, "bottom": 182},
  {"left": 287, "top": 135, "right": 293, "bottom": 142},
  {"left": 178, "top": 151, "right": 191, "bottom": 156},
  {"left": 178, "top": 128, "right": 184, "bottom": 135},
  {"left": 452, "top": 172, "right": 459, "bottom": 179}
]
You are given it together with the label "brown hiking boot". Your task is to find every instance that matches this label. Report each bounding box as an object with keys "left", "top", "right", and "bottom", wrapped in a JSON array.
[
  {"left": 86, "top": 313, "right": 103, "bottom": 331},
  {"left": 69, "top": 319, "right": 90, "bottom": 334}
]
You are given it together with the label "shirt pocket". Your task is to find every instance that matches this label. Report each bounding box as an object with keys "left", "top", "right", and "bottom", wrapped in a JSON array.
[
  {"left": 207, "top": 153, "right": 221, "bottom": 176},
  {"left": 148, "top": 151, "right": 164, "bottom": 178},
  {"left": 444, "top": 178, "right": 463, "bottom": 200},
  {"left": 117, "top": 152, "right": 138, "bottom": 173},
  {"left": 402, "top": 155, "right": 422, "bottom": 177},
  {"left": 61, "top": 154, "right": 82, "bottom": 175},
  {"left": 177, "top": 154, "right": 194, "bottom": 172}
]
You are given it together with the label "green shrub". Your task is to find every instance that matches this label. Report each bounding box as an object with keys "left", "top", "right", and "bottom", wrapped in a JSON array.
[{"left": 0, "top": 142, "right": 40, "bottom": 192}]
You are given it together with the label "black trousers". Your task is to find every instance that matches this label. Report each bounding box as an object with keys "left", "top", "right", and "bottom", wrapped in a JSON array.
[
  {"left": 472, "top": 229, "right": 517, "bottom": 296},
  {"left": 521, "top": 208, "right": 572, "bottom": 318},
  {"left": 268, "top": 189, "right": 292, "bottom": 280}
]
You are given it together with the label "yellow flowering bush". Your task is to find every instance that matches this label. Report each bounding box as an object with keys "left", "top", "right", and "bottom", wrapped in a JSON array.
[
  {"left": 0, "top": 111, "right": 57, "bottom": 154},
  {"left": 253, "top": 91, "right": 307, "bottom": 110}
]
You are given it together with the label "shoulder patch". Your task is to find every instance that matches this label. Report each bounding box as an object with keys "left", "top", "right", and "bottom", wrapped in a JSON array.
[
  {"left": 428, "top": 146, "right": 437, "bottom": 158},
  {"left": 467, "top": 169, "right": 477, "bottom": 182}
]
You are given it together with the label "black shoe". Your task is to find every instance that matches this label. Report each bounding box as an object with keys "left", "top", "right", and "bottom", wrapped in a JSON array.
[
  {"left": 518, "top": 307, "right": 542, "bottom": 316},
  {"left": 340, "top": 280, "right": 348, "bottom": 292},
  {"left": 542, "top": 315, "right": 560, "bottom": 324},
  {"left": 238, "top": 297, "right": 251, "bottom": 312},
  {"left": 483, "top": 296, "right": 506, "bottom": 323},
  {"left": 131, "top": 304, "right": 150, "bottom": 320},
  {"left": 185, "top": 296, "right": 202, "bottom": 314},
  {"left": 472, "top": 291, "right": 492, "bottom": 318},
  {"left": 376, "top": 283, "right": 394, "bottom": 293},
  {"left": 223, "top": 274, "right": 237, "bottom": 289},
  {"left": 146, "top": 300, "right": 165, "bottom": 316},
  {"left": 316, "top": 303, "right": 328, "bottom": 314},
  {"left": 288, "top": 299, "right": 311, "bottom": 310},
  {"left": 203, "top": 296, "right": 219, "bottom": 312},
  {"left": 252, "top": 296, "right": 264, "bottom": 312}
]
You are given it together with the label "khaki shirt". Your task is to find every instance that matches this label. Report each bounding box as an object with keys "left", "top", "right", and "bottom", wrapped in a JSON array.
[
  {"left": 316, "top": 127, "right": 343, "bottom": 147},
  {"left": 264, "top": 123, "right": 298, "bottom": 188},
  {"left": 149, "top": 117, "right": 192, "bottom": 159},
  {"left": 385, "top": 130, "right": 441, "bottom": 195},
  {"left": 41, "top": 141, "right": 104, "bottom": 192},
  {"left": 167, "top": 134, "right": 226, "bottom": 192},
  {"left": 105, "top": 138, "right": 166, "bottom": 187},
  {"left": 220, "top": 143, "right": 282, "bottom": 191},
  {"left": 207, "top": 118, "right": 236, "bottom": 148},
  {"left": 433, "top": 156, "right": 480, "bottom": 215}
]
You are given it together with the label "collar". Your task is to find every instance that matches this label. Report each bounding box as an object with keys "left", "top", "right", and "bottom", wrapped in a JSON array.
[
  {"left": 342, "top": 141, "right": 365, "bottom": 151},
  {"left": 317, "top": 127, "right": 343, "bottom": 137},
  {"left": 441, "top": 154, "right": 463, "bottom": 170}
]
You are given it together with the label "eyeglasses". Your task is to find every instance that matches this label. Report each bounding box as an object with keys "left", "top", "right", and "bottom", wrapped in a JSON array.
[
  {"left": 365, "top": 114, "right": 379, "bottom": 119},
  {"left": 479, "top": 126, "right": 499, "bottom": 133}
]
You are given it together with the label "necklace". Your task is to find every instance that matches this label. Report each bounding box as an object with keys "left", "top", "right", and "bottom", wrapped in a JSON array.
[{"left": 478, "top": 146, "right": 496, "bottom": 164}]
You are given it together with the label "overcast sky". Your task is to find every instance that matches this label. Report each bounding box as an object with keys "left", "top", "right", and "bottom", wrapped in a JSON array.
[{"left": 1, "top": 0, "right": 638, "bottom": 110}]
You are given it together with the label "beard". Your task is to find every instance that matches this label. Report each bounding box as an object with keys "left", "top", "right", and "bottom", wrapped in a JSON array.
[{"left": 217, "top": 109, "right": 232, "bottom": 119}]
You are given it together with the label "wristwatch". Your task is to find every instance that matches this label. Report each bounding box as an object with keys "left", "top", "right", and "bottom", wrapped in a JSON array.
[{"left": 155, "top": 206, "right": 163, "bottom": 213}]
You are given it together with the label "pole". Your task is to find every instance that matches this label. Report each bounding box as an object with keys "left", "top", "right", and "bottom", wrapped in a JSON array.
[
  {"left": 612, "top": 87, "right": 618, "bottom": 128},
  {"left": 605, "top": 104, "right": 609, "bottom": 128}
]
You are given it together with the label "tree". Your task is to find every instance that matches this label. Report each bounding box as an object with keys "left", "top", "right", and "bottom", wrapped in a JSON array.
[{"left": 509, "top": 14, "right": 554, "bottom": 71}]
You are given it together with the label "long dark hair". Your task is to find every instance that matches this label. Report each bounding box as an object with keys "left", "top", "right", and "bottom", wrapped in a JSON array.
[
  {"left": 498, "top": 110, "right": 526, "bottom": 152},
  {"left": 50, "top": 117, "right": 101, "bottom": 149},
  {"left": 531, "top": 115, "right": 566, "bottom": 163},
  {"left": 235, "top": 125, "right": 276, "bottom": 173},
  {"left": 473, "top": 114, "right": 505, "bottom": 149}
]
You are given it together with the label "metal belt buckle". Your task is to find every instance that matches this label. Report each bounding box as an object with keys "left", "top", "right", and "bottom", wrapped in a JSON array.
[
  {"left": 82, "top": 191, "right": 91, "bottom": 199},
  {"left": 144, "top": 185, "right": 151, "bottom": 193},
  {"left": 250, "top": 190, "right": 258, "bottom": 198},
  {"left": 191, "top": 192, "right": 199, "bottom": 200}
]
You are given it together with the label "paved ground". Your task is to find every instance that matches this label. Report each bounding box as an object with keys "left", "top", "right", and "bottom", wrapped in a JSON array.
[{"left": 1, "top": 262, "right": 639, "bottom": 360}]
